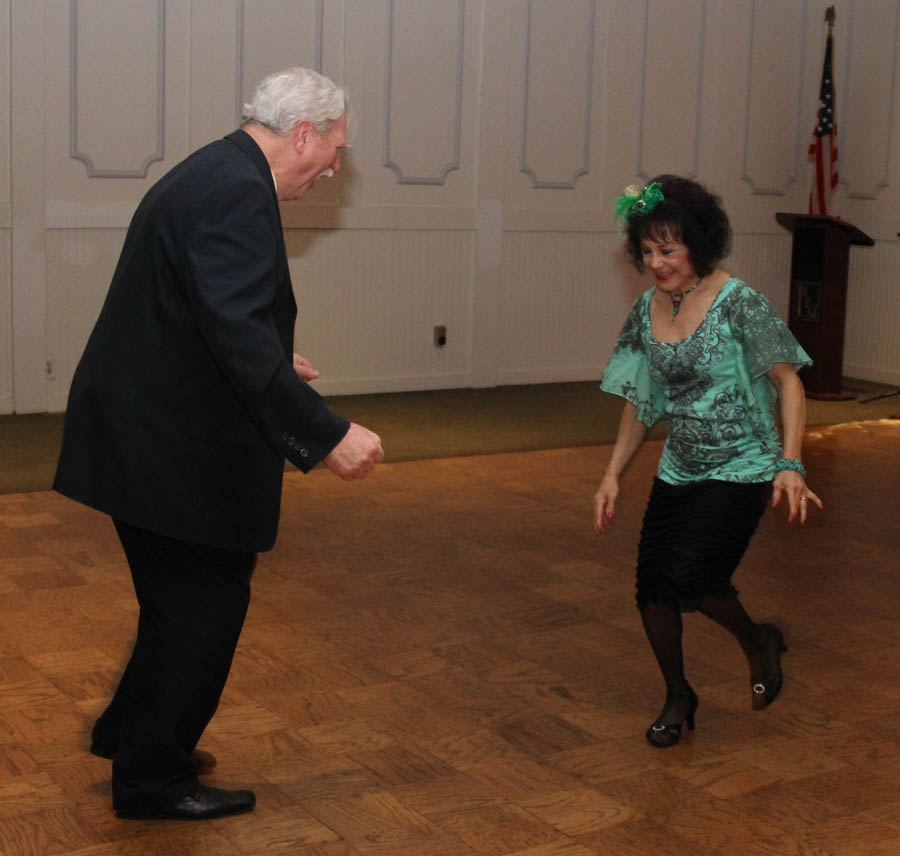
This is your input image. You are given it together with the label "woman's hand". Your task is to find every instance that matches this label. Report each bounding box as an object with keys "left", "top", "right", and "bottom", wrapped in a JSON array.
[
  {"left": 593, "top": 475, "right": 619, "bottom": 534},
  {"left": 767, "top": 363, "right": 823, "bottom": 525},
  {"left": 772, "top": 469, "right": 823, "bottom": 524},
  {"left": 593, "top": 403, "right": 647, "bottom": 535}
]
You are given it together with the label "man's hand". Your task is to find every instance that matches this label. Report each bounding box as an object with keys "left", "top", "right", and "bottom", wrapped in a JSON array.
[
  {"left": 293, "top": 353, "right": 320, "bottom": 382},
  {"left": 324, "top": 423, "right": 384, "bottom": 480}
]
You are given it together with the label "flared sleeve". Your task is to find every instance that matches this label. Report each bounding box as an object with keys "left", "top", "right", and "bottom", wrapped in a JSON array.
[
  {"left": 728, "top": 282, "right": 812, "bottom": 431},
  {"left": 600, "top": 292, "right": 665, "bottom": 427},
  {"left": 730, "top": 284, "right": 812, "bottom": 378}
]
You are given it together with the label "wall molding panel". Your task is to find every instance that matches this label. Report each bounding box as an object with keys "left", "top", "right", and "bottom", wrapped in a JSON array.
[
  {"left": 637, "top": 0, "right": 706, "bottom": 179},
  {"left": 741, "top": 0, "right": 808, "bottom": 195},
  {"left": 234, "top": 0, "right": 325, "bottom": 126},
  {"left": 382, "top": 0, "right": 464, "bottom": 185},
  {"left": 839, "top": 0, "right": 898, "bottom": 200},
  {"left": 518, "top": 0, "right": 595, "bottom": 189},
  {"left": 68, "top": 0, "right": 166, "bottom": 178}
]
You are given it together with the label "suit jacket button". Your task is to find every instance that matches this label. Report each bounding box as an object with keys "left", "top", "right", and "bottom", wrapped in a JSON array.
[{"left": 299, "top": 448, "right": 309, "bottom": 457}]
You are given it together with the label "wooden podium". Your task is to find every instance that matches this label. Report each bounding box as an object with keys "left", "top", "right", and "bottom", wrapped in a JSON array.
[{"left": 775, "top": 213, "right": 873, "bottom": 399}]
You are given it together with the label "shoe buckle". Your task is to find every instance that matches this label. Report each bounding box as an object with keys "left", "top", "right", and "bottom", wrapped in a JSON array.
[
  {"left": 651, "top": 724, "right": 668, "bottom": 732},
  {"left": 752, "top": 682, "right": 766, "bottom": 695}
]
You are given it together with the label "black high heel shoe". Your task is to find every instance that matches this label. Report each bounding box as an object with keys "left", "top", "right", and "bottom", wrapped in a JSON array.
[
  {"left": 645, "top": 686, "right": 698, "bottom": 748},
  {"left": 750, "top": 623, "right": 787, "bottom": 710}
]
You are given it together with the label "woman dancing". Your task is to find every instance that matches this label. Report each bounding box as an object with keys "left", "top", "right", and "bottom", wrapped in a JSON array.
[{"left": 594, "top": 175, "right": 823, "bottom": 747}]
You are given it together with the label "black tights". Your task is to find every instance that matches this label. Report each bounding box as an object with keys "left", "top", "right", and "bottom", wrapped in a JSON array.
[{"left": 640, "top": 594, "right": 768, "bottom": 723}]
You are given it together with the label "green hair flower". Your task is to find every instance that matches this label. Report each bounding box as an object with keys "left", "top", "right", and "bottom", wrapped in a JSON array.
[{"left": 614, "top": 181, "right": 664, "bottom": 224}]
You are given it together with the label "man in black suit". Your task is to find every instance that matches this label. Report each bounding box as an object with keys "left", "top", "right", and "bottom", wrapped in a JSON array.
[{"left": 54, "top": 67, "right": 383, "bottom": 820}]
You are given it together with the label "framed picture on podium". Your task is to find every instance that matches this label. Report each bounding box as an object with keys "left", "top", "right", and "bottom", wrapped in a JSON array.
[{"left": 791, "top": 279, "right": 822, "bottom": 324}]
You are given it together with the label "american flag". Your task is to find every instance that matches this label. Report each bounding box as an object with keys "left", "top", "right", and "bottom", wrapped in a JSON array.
[{"left": 808, "top": 27, "right": 838, "bottom": 215}]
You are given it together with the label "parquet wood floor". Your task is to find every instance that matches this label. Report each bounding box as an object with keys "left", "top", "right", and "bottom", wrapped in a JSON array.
[{"left": 1, "top": 419, "right": 898, "bottom": 855}]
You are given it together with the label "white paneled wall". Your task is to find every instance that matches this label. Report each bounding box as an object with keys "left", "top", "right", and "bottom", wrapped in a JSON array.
[
  {"left": 288, "top": 228, "right": 476, "bottom": 394},
  {"left": 2, "top": 0, "right": 899, "bottom": 414},
  {"left": 845, "top": 243, "right": 900, "bottom": 384},
  {"left": 0, "top": 234, "right": 9, "bottom": 413},
  {"left": 498, "top": 232, "right": 641, "bottom": 384},
  {"left": 0, "top": 1, "right": 8, "bottom": 414},
  {"left": 43, "top": 229, "right": 129, "bottom": 411}
]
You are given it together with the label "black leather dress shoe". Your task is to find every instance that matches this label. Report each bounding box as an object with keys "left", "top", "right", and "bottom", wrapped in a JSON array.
[
  {"left": 90, "top": 742, "right": 217, "bottom": 775},
  {"left": 115, "top": 784, "right": 255, "bottom": 820}
]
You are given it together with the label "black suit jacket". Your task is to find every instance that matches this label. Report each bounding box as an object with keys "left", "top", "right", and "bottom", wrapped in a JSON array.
[{"left": 54, "top": 130, "right": 349, "bottom": 552}]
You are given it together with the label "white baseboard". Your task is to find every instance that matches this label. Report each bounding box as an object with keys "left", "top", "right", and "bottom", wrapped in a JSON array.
[
  {"left": 311, "top": 372, "right": 475, "bottom": 397},
  {"left": 844, "top": 365, "right": 900, "bottom": 387},
  {"left": 496, "top": 365, "right": 605, "bottom": 386}
]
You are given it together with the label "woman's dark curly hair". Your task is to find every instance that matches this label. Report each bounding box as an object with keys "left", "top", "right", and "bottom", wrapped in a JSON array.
[{"left": 623, "top": 174, "right": 732, "bottom": 277}]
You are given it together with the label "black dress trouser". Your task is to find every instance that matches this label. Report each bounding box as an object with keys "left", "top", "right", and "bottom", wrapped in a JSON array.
[{"left": 93, "top": 519, "right": 256, "bottom": 812}]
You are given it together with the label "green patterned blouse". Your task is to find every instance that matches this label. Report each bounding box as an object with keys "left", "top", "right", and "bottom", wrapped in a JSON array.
[{"left": 601, "top": 277, "right": 811, "bottom": 484}]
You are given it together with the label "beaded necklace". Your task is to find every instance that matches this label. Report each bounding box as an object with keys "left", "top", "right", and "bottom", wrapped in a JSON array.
[{"left": 668, "top": 279, "right": 702, "bottom": 322}]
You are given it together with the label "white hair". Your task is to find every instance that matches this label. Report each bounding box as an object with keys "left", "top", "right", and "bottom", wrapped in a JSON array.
[{"left": 242, "top": 67, "right": 350, "bottom": 136}]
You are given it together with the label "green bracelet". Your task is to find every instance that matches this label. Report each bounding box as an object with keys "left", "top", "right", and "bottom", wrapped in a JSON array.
[{"left": 775, "top": 457, "right": 806, "bottom": 478}]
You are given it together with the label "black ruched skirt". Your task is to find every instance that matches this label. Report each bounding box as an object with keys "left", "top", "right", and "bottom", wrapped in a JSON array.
[{"left": 636, "top": 478, "right": 770, "bottom": 611}]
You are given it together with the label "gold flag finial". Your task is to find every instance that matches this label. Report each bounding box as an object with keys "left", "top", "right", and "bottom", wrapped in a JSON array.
[{"left": 825, "top": 6, "right": 836, "bottom": 27}]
